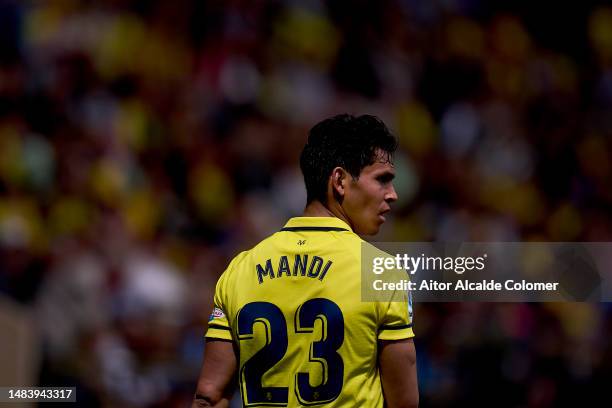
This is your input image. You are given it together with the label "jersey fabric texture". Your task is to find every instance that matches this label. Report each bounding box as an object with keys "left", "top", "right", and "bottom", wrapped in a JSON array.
[{"left": 206, "top": 216, "right": 414, "bottom": 407}]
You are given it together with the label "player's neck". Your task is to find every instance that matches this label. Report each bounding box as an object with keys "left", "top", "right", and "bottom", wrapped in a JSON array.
[
  {"left": 303, "top": 200, "right": 352, "bottom": 227},
  {"left": 303, "top": 200, "right": 334, "bottom": 217}
]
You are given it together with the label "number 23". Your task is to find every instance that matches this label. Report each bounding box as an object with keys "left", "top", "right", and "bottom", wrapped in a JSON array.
[{"left": 237, "top": 298, "right": 344, "bottom": 406}]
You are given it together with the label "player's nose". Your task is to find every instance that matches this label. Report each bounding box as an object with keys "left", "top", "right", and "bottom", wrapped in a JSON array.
[{"left": 385, "top": 185, "right": 398, "bottom": 203}]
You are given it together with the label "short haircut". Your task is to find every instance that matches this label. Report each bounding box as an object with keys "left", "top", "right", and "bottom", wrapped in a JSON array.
[{"left": 300, "top": 114, "right": 398, "bottom": 205}]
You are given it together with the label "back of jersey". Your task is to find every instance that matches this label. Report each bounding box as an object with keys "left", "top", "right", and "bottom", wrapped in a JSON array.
[{"left": 206, "top": 217, "right": 413, "bottom": 407}]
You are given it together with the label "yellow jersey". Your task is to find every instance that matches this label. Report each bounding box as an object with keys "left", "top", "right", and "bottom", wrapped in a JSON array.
[{"left": 206, "top": 216, "right": 414, "bottom": 407}]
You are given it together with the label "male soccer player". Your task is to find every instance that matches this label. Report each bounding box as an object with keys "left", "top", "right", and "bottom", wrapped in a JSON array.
[{"left": 193, "top": 114, "right": 418, "bottom": 408}]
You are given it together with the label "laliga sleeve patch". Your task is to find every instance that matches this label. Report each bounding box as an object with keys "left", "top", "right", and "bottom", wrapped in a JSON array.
[{"left": 209, "top": 306, "right": 226, "bottom": 321}]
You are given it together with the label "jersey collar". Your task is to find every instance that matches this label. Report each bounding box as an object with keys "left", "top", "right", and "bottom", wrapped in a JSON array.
[{"left": 282, "top": 217, "right": 353, "bottom": 232}]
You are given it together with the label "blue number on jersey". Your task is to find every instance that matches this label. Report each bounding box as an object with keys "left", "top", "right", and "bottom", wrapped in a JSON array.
[
  {"left": 294, "top": 298, "right": 344, "bottom": 405},
  {"left": 237, "top": 302, "right": 289, "bottom": 404},
  {"left": 237, "top": 299, "right": 345, "bottom": 406}
]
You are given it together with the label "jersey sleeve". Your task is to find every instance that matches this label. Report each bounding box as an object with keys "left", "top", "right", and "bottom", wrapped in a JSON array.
[
  {"left": 377, "top": 286, "right": 415, "bottom": 341},
  {"left": 205, "top": 272, "right": 233, "bottom": 341},
  {"left": 204, "top": 251, "right": 248, "bottom": 341}
]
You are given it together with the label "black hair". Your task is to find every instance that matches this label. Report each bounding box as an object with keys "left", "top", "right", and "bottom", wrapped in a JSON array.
[{"left": 299, "top": 114, "right": 398, "bottom": 205}]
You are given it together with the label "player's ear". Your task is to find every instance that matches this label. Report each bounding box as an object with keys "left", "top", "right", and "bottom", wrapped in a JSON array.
[{"left": 331, "top": 167, "right": 347, "bottom": 198}]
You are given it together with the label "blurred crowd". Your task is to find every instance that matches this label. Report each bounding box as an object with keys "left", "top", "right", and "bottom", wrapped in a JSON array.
[{"left": 1, "top": 0, "right": 612, "bottom": 406}]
